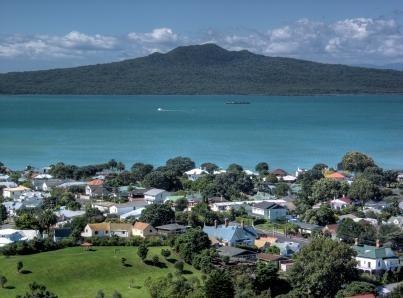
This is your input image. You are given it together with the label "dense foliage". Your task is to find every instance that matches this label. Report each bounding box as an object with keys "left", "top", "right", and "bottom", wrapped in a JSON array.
[{"left": 1, "top": 44, "right": 403, "bottom": 95}]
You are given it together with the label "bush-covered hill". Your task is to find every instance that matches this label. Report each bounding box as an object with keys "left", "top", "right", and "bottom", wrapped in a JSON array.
[{"left": 1, "top": 44, "right": 402, "bottom": 95}]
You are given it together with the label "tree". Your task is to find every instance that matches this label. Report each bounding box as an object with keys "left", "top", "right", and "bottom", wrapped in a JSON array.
[
  {"left": 174, "top": 228, "right": 211, "bottom": 263},
  {"left": 161, "top": 249, "right": 171, "bottom": 259},
  {"left": 0, "top": 275, "right": 7, "bottom": 288},
  {"left": 361, "top": 166, "right": 385, "bottom": 186},
  {"left": 143, "top": 171, "right": 173, "bottom": 190},
  {"left": 96, "top": 290, "right": 105, "bottom": 298},
  {"left": 301, "top": 205, "right": 336, "bottom": 226},
  {"left": 175, "top": 198, "right": 188, "bottom": 212},
  {"left": 17, "top": 261, "right": 23, "bottom": 273},
  {"left": 265, "top": 173, "right": 278, "bottom": 184},
  {"left": 204, "top": 269, "right": 234, "bottom": 298},
  {"left": 0, "top": 204, "right": 7, "bottom": 223},
  {"left": 337, "top": 218, "right": 377, "bottom": 244},
  {"left": 288, "top": 237, "right": 358, "bottom": 297},
  {"left": 335, "top": 281, "right": 375, "bottom": 298},
  {"left": 311, "top": 178, "right": 349, "bottom": 203},
  {"left": 38, "top": 210, "right": 57, "bottom": 235},
  {"left": 227, "top": 163, "right": 243, "bottom": 173},
  {"left": 266, "top": 245, "right": 280, "bottom": 254},
  {"left": 165, "top": 156, "right": 195, "bottom": 175},
  {"left": 17, "top": 281, "right": 57, "bottom": 298},
  {"left": 274, "top": 182, "right": 290, "bottom": 197},
  {"left": 201, "top": 162, "right": 219, "bottom": 174},
  {"left": 341, "top": 151, "right": 375, "bottom": 172},
  {"left": 348, "top": 177, "right": 379, "bottom": 206},
  {"left": 139, "top": 204, "right": 175, "bottom": 227},
  {"left": 383, "top": 170, "right": 398, "bottom": 187},
  {"left": 174, "top": 260, "right": 184, "bottom": 273},
  {"left": 255, "top": 162, "right": 269, "bottom": 175},
  {"left": 137, "top": 244, "right": 149, "bottom": 262},
  {"left": 254, "top": 261, "right": 278, "bottom": 293},
  {"left": 15, "top": 213, "right": 39, "bottom": 230},
  {"left": 112, "top": 290, "right": 122, "bottom": 298},
  {"left": 131, "top": 163, "right": 154, "bottom": 181},
  {"left": 389, "top": 283, "right": 403, "bottom": 298},
  {"left": 152, "top": 255, "right": 160, "bottom": 266}
]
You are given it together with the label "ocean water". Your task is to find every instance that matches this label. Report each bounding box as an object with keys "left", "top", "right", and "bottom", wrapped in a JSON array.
[{"left": 1, "top": 95, "right": 403, "bottom": 171}]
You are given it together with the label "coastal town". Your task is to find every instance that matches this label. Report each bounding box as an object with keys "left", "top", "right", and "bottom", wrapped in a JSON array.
[{"left": 0, "top": 151, "right": 402, "bottom": 297}]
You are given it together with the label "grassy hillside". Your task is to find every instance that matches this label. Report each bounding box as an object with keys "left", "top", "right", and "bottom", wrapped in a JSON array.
[
  {"left": 0, "top": 246, "right": 200, "bottom": 298},
  {"left": 0, "top": 44, "right": 402, "bottom": 95}
]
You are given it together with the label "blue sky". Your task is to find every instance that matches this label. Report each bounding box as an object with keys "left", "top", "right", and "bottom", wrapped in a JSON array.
[{"left": 1, "top": 0, "right": 403, "bottom": 72}]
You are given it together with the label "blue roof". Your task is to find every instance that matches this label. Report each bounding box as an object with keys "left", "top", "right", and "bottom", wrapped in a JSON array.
[{"left": 203, "top": 224, "right": 257, "bottom": 243}]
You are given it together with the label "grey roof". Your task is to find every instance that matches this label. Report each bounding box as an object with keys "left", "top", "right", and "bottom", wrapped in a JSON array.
[
  {"left": 217, "top": 246, "right": 256, "bottom": 257},
  {"left": 144, "top": 188, "right": 166, "bottom": 196},
  {"left": 54, "top": 228, "right": 72, "bottom": 238},
  {"left": 253, "top": 202, "right": 286, "bottom": 210},
  {"left": 293, "top": 221, "right": 322, "bottom": 230},
  {"left": 156, "top": 223, "right": 187, "bottom": 231}
]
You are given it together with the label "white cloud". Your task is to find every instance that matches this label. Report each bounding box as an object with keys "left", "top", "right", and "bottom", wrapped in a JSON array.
[{"left": 1, "top": 18, "right": 403, "bottom": 71}]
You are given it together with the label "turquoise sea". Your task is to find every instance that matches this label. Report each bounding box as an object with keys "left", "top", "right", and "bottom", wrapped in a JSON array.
[{"left": 1, "top": 95, "right": 403, "bottom": 171}]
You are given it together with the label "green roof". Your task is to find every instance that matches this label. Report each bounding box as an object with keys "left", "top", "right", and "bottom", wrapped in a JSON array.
[{"left": 353, "top": 245, "right": 397, "bottom": 260}]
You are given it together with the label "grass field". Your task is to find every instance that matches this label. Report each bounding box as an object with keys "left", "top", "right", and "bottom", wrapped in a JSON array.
[{"left": 0, "top": 246, "right": 200, "bottom": 298}]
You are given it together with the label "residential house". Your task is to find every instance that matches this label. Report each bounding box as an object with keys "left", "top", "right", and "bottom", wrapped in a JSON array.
[
  {"left": 2, "top": 186, "right": 30, "bottom": 199},
  {"left": 282, "top": 175, "right": 297, "bottom": 182},
  {"left": 251, "top": 202, "right": 287, "bottom": 221},
  {"left": 0, "top": 229, "right": 40, "bottom": 247},
  {"left": 144, "top": 188, "right": 169, "bottom": 204},
  {"left": 132, "top": 222, "right": 157, "bottom": 238},
  {"left": 128, "top": 188, "right": 148, "bottom": 201},
  {"left": 354, "top": 241, "right": 401, "bottom": 273},
  {"left": 109, "top": 202, "right": 137, "bottom": 216},
  {"left": 387, "top": 216, "right": 403, "bottom": 229},
  {"left": 92, "top": 201, "right": 115, "bottom": 213},
  {"left": 184, "top": 168, "right": 208, "bottom": 181},
  {"left": 2, "top": 201, "right": 23, "bottom": 216},
  {"left": 272, "top": 169, "right": 287, "bottom": 178},
  {"left": 326, "top": 172, "right": 346, "bottom": 181},
  {"left": 217, "top": 246, "right": 257, "bottom": 262},
  {"left": 322, "top": 224, "right": 339, "bottom": 239},
  {"left": 42, "top": 179, "right": 70, "bottom": 191},
  {"left": 272, "top": 241, "right": 301, "bottom": 257},
  {"left": 155, "top": 223, "right": 187, "bottom": 236},
  {"left": 203, "top": 220, "right": 257, "bottom": 247},
  {"left": 85, "top": 185, "right": 111, "bottom": 198},
  {"left": 257, "top": 253, "right": 289, "bottom": 268},
  {"left": 54, "top": 208, "right": 85, "bottom": 226},
  {"left": 81, "top": 223, "right": 133, "bottom": 238},
  {"left": 330, "top": 196, "right": 352, "bottom": 210},
  {"left": 292, "top": 221, "right": 322, "bottom": 235}
]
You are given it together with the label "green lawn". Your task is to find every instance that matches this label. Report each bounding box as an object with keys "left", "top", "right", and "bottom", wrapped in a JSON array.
[
  {"left": 0, "top": 246, "right": 200, "bottom": 298},
  {"left": 255, "top": 223, "right": 286, "bottom": 234}
]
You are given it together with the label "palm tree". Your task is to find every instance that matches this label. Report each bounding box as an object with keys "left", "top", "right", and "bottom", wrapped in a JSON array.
[{"left": 38, "top": 210, "right": 57, "bottom": 236}]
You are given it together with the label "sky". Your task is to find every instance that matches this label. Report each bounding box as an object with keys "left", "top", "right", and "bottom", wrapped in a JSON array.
[{"left": 1, "top": 0, "right": 403, "bottom": 72}]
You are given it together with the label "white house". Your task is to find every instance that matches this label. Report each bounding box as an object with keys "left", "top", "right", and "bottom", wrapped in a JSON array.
[
  {"left": 81, "top": 223, "right": 133, "bottom": 238},
  {"left": 120, "top": 208, "right": 145, "bottom": 220},
  {"left": 330, "top": 196, "right": 352, "bottom": 210},
  {"left": 144, "top": 188, "right": 169, "bottom": 204},
  {"left": 2, "top": 186, "right": 30, "bottom": 199},
  {"left": 354, "top": 242, "right": 401, "bottom": 273},
  {"left": 184, "top": 168, "right": 208, "bottom": 181},
  {"left": 251, "top": 202, "right": 287, "bottom": 221},
  {"left": 109, "top": 202, "right": 137, "bottom": 216},
  {"left": 0, "top": 229, "right": 40, "bottom": 247}
]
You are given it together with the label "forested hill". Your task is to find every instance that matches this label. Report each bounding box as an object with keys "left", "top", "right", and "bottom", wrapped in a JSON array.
[{"left": 1, "top": 44, "right": 403, "bottom": 95}]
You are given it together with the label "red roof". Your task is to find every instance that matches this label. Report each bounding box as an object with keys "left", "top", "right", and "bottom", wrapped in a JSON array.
[
  {"left": 327, "top": 172, "right": 346, "bottom": 180},
  {"left": 340, "top": 196, "right": 352, "bottom": 204},
  {"left": 88, "top": 179, "right": 104, "bottom": 186},
  {"left": 347, "top": 294, "right": 375, "bottom": 298}
]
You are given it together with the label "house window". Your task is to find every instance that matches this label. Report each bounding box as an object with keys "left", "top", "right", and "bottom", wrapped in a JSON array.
[
  {"left": 150, "top": 230, "right": 152, "bottom": 232},
  {"left": 368, "top": 262, "right": 371, "bottom": 268},
  {"left": 105, "top": 231, "right": 108, "bottom": 234},
  {"left": 378, "top": 261, "right": 381, "bottom": 267},
  {"left": 95, "top": 231, "right": 98, "bottom": 235}
]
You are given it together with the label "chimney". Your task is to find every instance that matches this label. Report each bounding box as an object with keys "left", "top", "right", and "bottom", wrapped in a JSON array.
[
  {"left": 220, "top": 195, "right": 223, "bottom": 202},
  {"left": 241, "top": 220, "right": 244, "bottom": 229},
  {"left": 354, "top": 238, "right": 358, "bottom": 246},
  {"left": 224, "top": 218, "right": 229, "bottom": 227},
  {"left": 214, "top": 219, "right": 218, "bottom": 229},
  {"left": 376, "top": 239, "right": 381, "bottom": 248}
]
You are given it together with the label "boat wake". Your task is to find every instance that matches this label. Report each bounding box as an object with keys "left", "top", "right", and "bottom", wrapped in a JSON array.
[{"left": 157, "top": 107, "right": 190, "bottom": 112}]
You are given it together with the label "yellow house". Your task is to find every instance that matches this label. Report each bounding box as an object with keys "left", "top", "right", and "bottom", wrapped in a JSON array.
[{"left": 132, "top": 222, "right": 157, "bottom": 238}]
